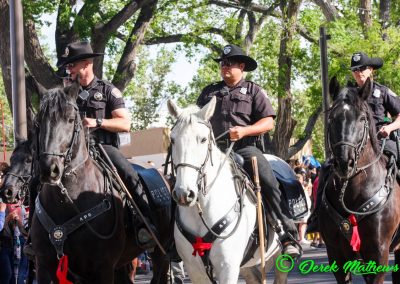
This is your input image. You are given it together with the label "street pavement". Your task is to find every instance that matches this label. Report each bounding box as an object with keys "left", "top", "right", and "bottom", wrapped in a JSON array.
[{"left": 133, "top": 245, "right": 396, "bottom": 283}]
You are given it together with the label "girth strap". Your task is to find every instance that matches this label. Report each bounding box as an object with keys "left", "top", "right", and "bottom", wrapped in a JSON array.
[{"left": 35, "top": 196, "right": 112, "bottom": 257}]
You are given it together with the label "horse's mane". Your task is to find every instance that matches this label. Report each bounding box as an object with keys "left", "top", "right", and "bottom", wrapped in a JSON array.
[
  {"left": 329, "top": 86, "right": 380, "bottom": 154},
  {"left": 39, "top": 87, "right": 71, "bottom": 121}
]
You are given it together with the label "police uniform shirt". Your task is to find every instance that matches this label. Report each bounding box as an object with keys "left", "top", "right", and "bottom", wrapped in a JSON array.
[
  {"left": 197, "top": 79, "right": 276, "bottom": 138},
  {"left": 77, "top": 76, "right": 125, "bottom": 145},
  {"left": 367, "top": 82, "right": 400, "bottom": 124}
]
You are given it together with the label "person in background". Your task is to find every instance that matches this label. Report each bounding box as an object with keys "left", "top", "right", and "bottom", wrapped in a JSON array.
[
  {"left": 295, "top": 174, "right": 312, "bottom": 247},
  {"left": 0, "top": 203, "right": 29, "bottom": 284}
]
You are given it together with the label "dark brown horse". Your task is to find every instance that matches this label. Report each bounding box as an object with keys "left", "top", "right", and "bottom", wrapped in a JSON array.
[
  {"left": 319, "top": 77, "right": 400, "bottom": 284},
  {"left": 24, "top": 82, "right": 172, "bottom": 284}
]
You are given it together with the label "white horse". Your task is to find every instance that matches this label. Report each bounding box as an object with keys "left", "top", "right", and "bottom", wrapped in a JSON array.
[{"left": 167, "top": 97, "right": 288, "bottom": 284}]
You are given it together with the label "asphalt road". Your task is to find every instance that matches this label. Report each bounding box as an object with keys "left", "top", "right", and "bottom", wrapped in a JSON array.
[{"left": 133, "top": 245, "right": 396, "bottom": 283}]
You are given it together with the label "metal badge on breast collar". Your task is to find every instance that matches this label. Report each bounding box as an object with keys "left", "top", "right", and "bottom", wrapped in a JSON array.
[
  {"left": 340, "top": 219, "right": 351, "bottom": 232},
  {"left": 53, "top": 229, "right": 64, "bottom": 240}
]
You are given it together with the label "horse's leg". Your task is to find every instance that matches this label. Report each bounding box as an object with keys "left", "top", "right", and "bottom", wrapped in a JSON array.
[
  {"left": 325, "top": 244, "right": 353, "bottom": 284},
  {"left": 360, "top": 240, "right": 390, "bottom": 284},
  {"left": 150, "top": 248, "right": 170, "bottom": 284},
  {"left": 35, "top": 258, "right": 57, "bottom": 284},
  {"left": 240, "top": 267, "right": 261, "bottom": 284}
]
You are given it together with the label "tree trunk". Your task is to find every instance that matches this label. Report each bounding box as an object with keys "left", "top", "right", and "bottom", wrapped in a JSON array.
[
  {"left": 359, "top": 0, "right": 372, "bottom": 35},
  {"left": 272, "top": 0, "right": 301, "bottom": 159},
  {"left": 380, "top": 0, "right": 390, "bottom": 40}
]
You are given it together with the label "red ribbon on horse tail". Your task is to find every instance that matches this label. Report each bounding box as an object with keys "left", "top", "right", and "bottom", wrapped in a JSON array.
[
  {"left": 348, "top": 214, "right": 361, "bottom": 252},
  {"left": 56, "top": 255, "right": 73, "bottom": 284}
]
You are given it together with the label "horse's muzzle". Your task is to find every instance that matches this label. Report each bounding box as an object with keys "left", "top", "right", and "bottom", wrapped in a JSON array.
[
  {"left": 0, "top": 186, "right": 16, "bottom": 203},
  {"left": 334, "top": 158, "right": 355, "bottom": 178},
  {"left": 172, "top": 187, "right": 197, "bottom": 206},
  {"left": 39, "top": 158, "right": 64, "bottom": 184}
]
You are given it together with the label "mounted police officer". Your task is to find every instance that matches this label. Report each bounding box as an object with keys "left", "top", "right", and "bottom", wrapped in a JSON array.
[
  {"left": 307, "top": 51, "right": 400, "bottom": 233},
  {"left": 197, "top": 44, "right": 301, "bottom": 258},
  {"left": 58, "top": 41, "right": 156, "bottom": 248}
]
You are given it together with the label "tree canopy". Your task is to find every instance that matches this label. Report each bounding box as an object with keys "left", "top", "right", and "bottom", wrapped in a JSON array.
[{"left": 0, "top": 0, "right": 400, "bottom": 160}]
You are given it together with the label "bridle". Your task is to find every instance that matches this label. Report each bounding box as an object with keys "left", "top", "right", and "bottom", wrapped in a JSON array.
[
  {"left": 173, "top": 120, "right": 215, "bottom": 196},
  {"left": 326, "top": 100, "right": 390, "bottom": 216},
  {"left": 39, "top": 102, "right": 87, "bottom": 175},
  {"left": 327, "top": 102, "right": 383, "bottom": 179}
]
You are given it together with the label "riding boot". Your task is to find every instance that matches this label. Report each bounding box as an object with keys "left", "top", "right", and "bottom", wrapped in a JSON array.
[
  {"left": 100, "top": 145, "right": 159, "bottom": 250},
  {"left": 306, "top": 161, "right": 332, "bottom": 234},
  {"left": 131, "top": 182, "right": 158, "bottom": 250},
  {"left": 263, "top": 196, "right": 301, "bottom": 259}
]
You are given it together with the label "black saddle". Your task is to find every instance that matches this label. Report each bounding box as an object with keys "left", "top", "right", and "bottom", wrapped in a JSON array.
[{"left": 131, "top": 164, "right": 171, "bottom": 209}]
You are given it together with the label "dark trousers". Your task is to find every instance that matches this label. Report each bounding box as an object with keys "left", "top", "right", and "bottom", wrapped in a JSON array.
[
  {"left": 102, "top": 145, "right": 151, "bottom": 217},
  {"left": 235, "top": 146, "right": 298, "bottom": 237}
]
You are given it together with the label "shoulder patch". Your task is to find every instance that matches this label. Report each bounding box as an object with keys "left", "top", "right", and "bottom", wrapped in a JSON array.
[
  {"left": 111, "top": 88, "right": 122, "bottom": 98},
  {"left": 387, "top": 88, "right": 397, "bottom": 97}
]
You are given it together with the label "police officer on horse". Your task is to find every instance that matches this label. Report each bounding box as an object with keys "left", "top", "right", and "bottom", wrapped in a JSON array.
[
  {"left": 197, "top": 44, "right": 301, "bottom": 258},
  {"left": 308, "top": 51, "right": 400, "bottom": 233}
]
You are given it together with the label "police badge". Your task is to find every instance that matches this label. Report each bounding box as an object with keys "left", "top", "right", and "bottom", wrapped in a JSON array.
[
  {"left": 94, "top": 92, "right": 103, "bottom": 101},
  {"left": 353, "top": 54, "right": 361, "bottom": 62},
  {"left": 223, "top": 46, "right": 232, "bottom": 55},
  {"left": 62, "top": 47, "right": 69, "bottom": 58}
]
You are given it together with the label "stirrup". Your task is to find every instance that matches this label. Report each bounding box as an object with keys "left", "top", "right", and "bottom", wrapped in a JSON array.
[
  {"left": 23, "top": 243, "right": 36, "bottom": 260},
  {"left": 137, "top": 227, "right": 157, "bottom": 250}
]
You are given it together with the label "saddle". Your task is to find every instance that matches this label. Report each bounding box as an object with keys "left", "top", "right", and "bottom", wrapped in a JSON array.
[
  {"left": 131, "top": 164, "right": 171, "bottom": 210},
  {"left": 234, "top": 153, "right": 309, "bottom": 221}
]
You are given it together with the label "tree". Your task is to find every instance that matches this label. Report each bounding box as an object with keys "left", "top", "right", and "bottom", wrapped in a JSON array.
[{"left": 2, "top": 0, "right": 400, "bottom": 161}]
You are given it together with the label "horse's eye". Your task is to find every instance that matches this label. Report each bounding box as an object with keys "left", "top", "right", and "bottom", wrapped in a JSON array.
[
  {"left": 201, "top": 137, "right": 207, "bottom": 144},
  {"left": 26, "top": 158, "right": 32, "bottom": 164},
  {"left": 68, "top": 118, "right": 74, "bottom": 123}
]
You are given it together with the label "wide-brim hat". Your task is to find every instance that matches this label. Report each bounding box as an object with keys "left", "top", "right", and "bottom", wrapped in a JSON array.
[
  {"left": 57, "top": 41, "right": 103, "bottom": 68},
  {"left": 350, "top": 52, "right": 383, "bottom": 71},
  {"left": 213, "top": 44, "right": 257, "bottom": 72}
]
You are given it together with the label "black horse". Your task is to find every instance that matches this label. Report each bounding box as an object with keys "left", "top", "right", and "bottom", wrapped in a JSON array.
[
  {"left": 319, "top": 77, "right": 400, "bottom": 284},
  {"left": 21, "top": 82, "right": 172, "bottom": 284}
]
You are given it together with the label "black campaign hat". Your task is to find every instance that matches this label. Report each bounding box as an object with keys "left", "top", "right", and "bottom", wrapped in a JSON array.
[
  {"left": 57, "top": 41, "right": 103, "bottom": 68},
  {"left": 213, "top": 44, "right": 257, "bottom": 72},
  {"left": 350, "top": 52, "right": 383, "bottom": 71}
]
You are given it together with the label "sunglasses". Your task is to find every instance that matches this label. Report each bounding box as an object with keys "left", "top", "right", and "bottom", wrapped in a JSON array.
[
  {"left": 66, "top": 60, "right": 87, "bottom": 69},
  {"left": 220, "top": 59, "right": 239, "bottom": 67},
  {"left": 351, "top": 66, "right": 369, "bottom": 72}
]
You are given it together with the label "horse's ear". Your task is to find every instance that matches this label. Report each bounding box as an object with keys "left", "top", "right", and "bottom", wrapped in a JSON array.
[
  {"left": 167, "top": 99, "right": 182, "bottom": 118},
  {"left": 359, "top": 77, "right": 372, "bottom": 101},
  {"left": 198, "top": 96, "right": 216, "bottom": 122},
  {"left": 64, "top": 80, "right": 80, "bottom": 100},
  {"left": 329, "top": 76, "right": 340, "bottom": 101}
]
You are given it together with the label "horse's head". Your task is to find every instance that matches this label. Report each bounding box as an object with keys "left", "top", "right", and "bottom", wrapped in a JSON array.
[
  {"left": 0, "top": 140, "right": 32, "bottom": 203},
  {"left": 37, "top": 81, "right": 82, "bottom": 184},
  {"left": 167, "top": 97, "right": 217, "bottom": 206},
  {"left": 328, "top": 77, "right": 375, "bottom": 178}
]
